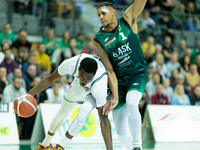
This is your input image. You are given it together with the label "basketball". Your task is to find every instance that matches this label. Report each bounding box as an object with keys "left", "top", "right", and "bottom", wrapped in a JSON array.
[{"left": 13, "top": 94, "right": 38, "bottom": 118}]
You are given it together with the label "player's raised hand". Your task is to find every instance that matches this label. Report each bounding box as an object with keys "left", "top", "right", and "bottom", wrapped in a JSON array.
[{"left": 103, "top": 98, "right": 118, "bottom": 115}]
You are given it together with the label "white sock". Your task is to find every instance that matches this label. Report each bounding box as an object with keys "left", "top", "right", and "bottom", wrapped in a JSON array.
[
  {"left": 42, "top": 134, "right": 54, "bottom": 146},
  {"left": 58, "top": 135, "right": 71, "bottom": 147}
]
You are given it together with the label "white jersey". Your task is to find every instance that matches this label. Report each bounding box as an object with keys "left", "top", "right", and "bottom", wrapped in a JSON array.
[{"left": 58, "top": 54, "right": 108, "bottom": 107}]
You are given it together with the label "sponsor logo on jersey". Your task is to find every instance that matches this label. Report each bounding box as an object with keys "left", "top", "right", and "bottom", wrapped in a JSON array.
[
  {"left": 71, "top": 108, "right": 97, "bottom": 137},
  {"left": 104, "top": 37, "right": 109, "bottom": 42},
  {"left": 119, "top": 56, "right": 130, "bottom": 65},
  {"left": 112, "top": 42, "right": 133, "bottom": 68},
  {"left": 104, "top": 37, "right": 116, "bottom": 47}
]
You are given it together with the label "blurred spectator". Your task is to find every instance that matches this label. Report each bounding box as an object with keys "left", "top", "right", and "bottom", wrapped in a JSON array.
[
  {"left": 144, "top": 0, "right": 161, "bottom": 21},
  {"left": 59, "top": 31, "right": 70, "bottom": 62},
  {"left": 0, "top": 67, "right": 8, "bottom": 86},
  {"left": 162, "top": 78, "right": 174, "bottom": 100},
  {"left": 81, "top": 41, "right": 98, "bottom": 56},
  {"left": 40, "top": 66, "right": 50, "bottom": 79},
  {"left": 171, "top": 3, "right": 185, "bottom": 29},
  {"left": 11, "top": 29, "right": 32, "bottom": 57},
  {"left": 13, "top": 0, "right": 32, "bottom": 14},
  {"left": 59, "top": 75, "right": 70, "bottom": 93},
  {"left": 45, "top": 81, "right": 65, "bottom": 103},
  {"left": 56, "top": 0, "right": 82, "bottom": 19},
  {"left": 142, "top": 36, "right": 155, "bottom": 55},
  {"left": 76, "top": 33, "right": 86, "bottom": 53},
  {"left": 191, "top": 41, "right": 200, "bottom": 64},
  {"left": 158, "top": 15, "right": 174, "bottom": 44},
  {"left": 147, "top": 63, "right": 154, "bottom": 79},
  {"left": 170, "top": 84, "right": 191, "bottom": 105},
  {"left": 42, "top": 29, "right": 60, "bottom": 57},
  {"left": 149, "top": 84, "right": 170, "bottom": 105},
  {"left": 189, "top": 86, "right": 200, "bottom": 105},
  {"left": 22, "top": 53, "right": 40, "bottom": 76},
  {"left": 146, "top": 72, "right": 161, "bottom": 98},
  {"left": 15, "top": 47, "right": 27, "bottom": 69},
  {"left": 171, "top": 73, "right": 189, "bottom": 94},
  {"left": 1, "top": 77, "right": 26, "bottom": 103},
  {"left": 162, "top": 36, "right": 174, "bottom": 62},
  {"left": 0, "top": 67, "right": 7, "bottom": 102},
  {"left": 176, "top": 40, "right": 187, "bottom": 61},
  {"left": 32, "top": 0, "right": 48, "bottom": 25},
  {"left": 87, "top": 33, "right": 95, "bottom": 42},
  {"left": 180, "top": 55, "right": 191, "bottom": 75},
  {"left": 196, "top": 54, "right": 200, "bottom": 75},
  {"left": 156, "top": 63, "right": 166, "bottom": 82},
  {"left": 0, "top": 49, "right": 19, "bottom": 75},
  {"left": 161, "top": 0, "right": 176, "bottom": 11},
  {"left": 152, "top": 44, "right": 163, "bottom": 59},
  {"left": 42, "top": 29, "right": 61, "bottom": 68},
  {"left": 141, "top": 11, "right": 156, "bottom": 36},
  {"left": 144, "top": 48, "right": 154, "bottom": 65},
  {"left": 7, "top": 68, "right": 26, "bottom": 90},
  {"left": 151, "top": 53, "right": 167, "bottom": 76},
  {"left": 183, "top": 1, "right": 198, "bottom": 32},
  {"left": 186, "top": 64, "right": 200, "bottom": 90},
  {"left": 32, "top": 76, "right": 47, "bottom": 103},
  {"left": 166, "top": 52, "right": 181, "bottom": 78},
  {"left": 0, "top": 43, "right": 15, "bottom": 64},
  {"left": 63, "top": 39, "right": 77, "bottom": 59},
  {"left": 59, "top": 31, "right": 70, "bottom": 53},
  {"left": 170, "top": 69, "right": 179, "bottom": 85},
  {"left": 139, "top": 91, "right": 148, "bottom": 122},
  {"left": 195, "top": 0, "right": 200, "bottom": 14},
  {"left": 35, "top": 44, "right": 51, "bottom": 74},
  {"left": 0, "top": 24, "right": 16, "bottom": 46},
  {"left": 23, "top": 64, "right": 37, "bottom": 91}
]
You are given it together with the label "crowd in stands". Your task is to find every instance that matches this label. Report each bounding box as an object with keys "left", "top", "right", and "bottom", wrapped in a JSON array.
[{"left": 0, "top": 0, "right": 200, "bottom": 140}]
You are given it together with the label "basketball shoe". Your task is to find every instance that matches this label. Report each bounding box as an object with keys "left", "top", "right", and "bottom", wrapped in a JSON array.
[
  {"left": 35, "top": 142, "right": 53, "bottom": 150},
  {"left": 52, "top": 144, "right": 64, "bottom": 150}
]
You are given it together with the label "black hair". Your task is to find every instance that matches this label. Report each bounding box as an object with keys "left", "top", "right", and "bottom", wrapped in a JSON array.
[
  {"left": 97, "top": 2, "right": 115, "bottom": 9},
  {"left": 79, "top": 57, "right": 98, "bottom": 75}
]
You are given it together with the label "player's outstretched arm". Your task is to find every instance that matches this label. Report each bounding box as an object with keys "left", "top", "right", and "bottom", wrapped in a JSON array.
[
  {"left": 28, "top": 69, "right": 62, "bottom": 96},
  {"left": 123, "top": 0, "right": 147, "bottom": 32},
  {"left": 97, "top": 106, "right": 113, "bottom": 150},
  {"left": 94, "top": 41, "right": 118, "bottom": 115}
]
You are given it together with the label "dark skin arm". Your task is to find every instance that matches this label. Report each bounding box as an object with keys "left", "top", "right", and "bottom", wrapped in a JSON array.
[
  {"left": 97, "top": 106, "right": 113, "bottom": 150},
  {"left": 28, "top": 69, "right": 62, "bottom": 96},
  {"left": 94, "top": 41, "right": 118, "bottom": 115},
  {"left": 123, "top": 0, "right": 147, "bottom": 34}
]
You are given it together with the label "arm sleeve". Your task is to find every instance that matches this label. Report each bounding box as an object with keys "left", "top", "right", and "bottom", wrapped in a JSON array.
[
  {"left": 58, "top": 55, "right": 80, "bottom": 76},
  {"left": 91, "top": 75, "right": 108, "bottom": 108}
]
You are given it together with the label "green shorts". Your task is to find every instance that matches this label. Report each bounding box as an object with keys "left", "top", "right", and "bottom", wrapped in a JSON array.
[{"left": 114, "top": 73, "right": 148, "bottom": 110}]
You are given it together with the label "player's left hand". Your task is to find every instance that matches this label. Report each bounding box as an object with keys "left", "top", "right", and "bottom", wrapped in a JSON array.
[{"left": 103, "top": 98, "right": 118, "bottom": 115}]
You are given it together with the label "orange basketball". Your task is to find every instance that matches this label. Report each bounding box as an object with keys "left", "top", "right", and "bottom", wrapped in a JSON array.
[{"left": 13, "top": 94, "right": 38, "bottom": 118}]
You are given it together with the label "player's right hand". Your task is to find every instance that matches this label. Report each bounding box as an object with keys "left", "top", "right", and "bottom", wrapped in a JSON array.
[{"left": 103, "top": 98, "right": 118, "bottom": 115}]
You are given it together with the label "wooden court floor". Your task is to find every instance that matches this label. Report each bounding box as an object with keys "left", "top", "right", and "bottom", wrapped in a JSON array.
[{"left": 0, "top": 142, "right": 200, "bottom": 150}]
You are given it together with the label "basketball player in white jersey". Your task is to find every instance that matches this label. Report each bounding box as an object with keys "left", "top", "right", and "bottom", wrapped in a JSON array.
[{"left": 27, "top": 54, "right": 117, "bottom": 150}]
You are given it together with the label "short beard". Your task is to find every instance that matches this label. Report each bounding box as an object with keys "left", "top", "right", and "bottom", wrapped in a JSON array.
[{"left": 104, "top": 23, "right": 110, "bottom": 28}]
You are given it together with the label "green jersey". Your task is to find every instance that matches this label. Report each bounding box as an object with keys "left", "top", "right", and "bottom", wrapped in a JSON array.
[{"left": 95, "top": 17, "right": 148, "bottom": 85}]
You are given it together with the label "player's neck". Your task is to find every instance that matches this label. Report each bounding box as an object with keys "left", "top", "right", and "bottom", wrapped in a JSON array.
[{"left": 102, "top": 18, "right": 118, "bottom": 32}]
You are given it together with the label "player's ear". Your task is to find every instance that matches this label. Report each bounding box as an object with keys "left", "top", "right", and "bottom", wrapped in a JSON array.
[{"left": 112, "top": 8, "right": 115, "bottom": 16}]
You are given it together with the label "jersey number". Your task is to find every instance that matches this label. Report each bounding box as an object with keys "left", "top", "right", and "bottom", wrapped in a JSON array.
[{"left": 119, "top": 32, "right": 127, "bottom": 41}]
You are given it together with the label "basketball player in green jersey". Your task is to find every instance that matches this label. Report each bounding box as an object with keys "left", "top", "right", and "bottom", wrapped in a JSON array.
[{"left": 94, "top": 1, "right": 148, "bottom": 150}]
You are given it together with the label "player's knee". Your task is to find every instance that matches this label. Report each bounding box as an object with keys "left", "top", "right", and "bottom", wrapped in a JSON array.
[{"left": 76, "top": 115, "right": 87, "bottom": 126}]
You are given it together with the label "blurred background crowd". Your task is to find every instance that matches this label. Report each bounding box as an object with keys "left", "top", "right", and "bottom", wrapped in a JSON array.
[{"left": 0, "top": 0, "right": 200, "bottom": 140}]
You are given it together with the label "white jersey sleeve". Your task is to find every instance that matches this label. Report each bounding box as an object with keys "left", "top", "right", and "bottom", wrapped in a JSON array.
[
  {"left": 90, "top": 74, "right": 108, "bottom": 108},
  {"left": 58, "top": 55, "right": 80, "bottom": 76}
]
